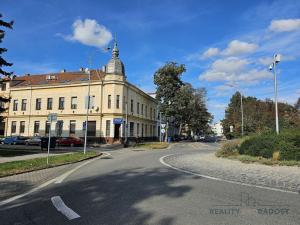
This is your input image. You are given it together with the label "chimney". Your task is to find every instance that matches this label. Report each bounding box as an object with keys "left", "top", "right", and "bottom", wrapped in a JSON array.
[
  {"left": 61, "top": 69, "right": 66, "bottom": 73},
  {"left": 79, "top": 67, "right": 84, "bottom": 72}
]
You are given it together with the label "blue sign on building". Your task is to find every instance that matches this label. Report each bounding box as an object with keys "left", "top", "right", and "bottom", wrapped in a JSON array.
[{"left": 113, "top": 118, "right": 123, "bottom": 124}]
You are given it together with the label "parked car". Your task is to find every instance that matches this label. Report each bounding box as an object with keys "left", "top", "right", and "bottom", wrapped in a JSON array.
[
  {"left": 3, "top": 136, "right": 28, "bottom": 145},
  {"left": 25, "top": 136, "right": 41, "bottom": 146},
  {"left": 56, "top": 137, "right": 83, "bottom": 147}
]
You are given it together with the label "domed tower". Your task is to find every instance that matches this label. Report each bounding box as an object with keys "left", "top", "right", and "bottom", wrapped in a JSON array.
[{"left": 105, "top": 37, "right": 125, "bottom": 81}]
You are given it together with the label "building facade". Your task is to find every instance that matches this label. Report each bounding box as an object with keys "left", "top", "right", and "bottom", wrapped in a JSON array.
[{"left": 0, "top": 41, "right": 158, "bottom": 143}]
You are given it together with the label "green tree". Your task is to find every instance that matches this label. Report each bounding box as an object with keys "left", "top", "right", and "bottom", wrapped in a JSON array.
[
  {"left": 154, "top": 62, "right": 212, "bottom": 136},
  {"left": 0, "top": 14, "right": 14, "bottom": 120},
  {"left": 222, "top": 92, "right": 300, "bottom": 138}
]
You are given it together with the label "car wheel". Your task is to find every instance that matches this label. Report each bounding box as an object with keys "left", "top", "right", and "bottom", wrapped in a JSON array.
[
  {"left": 25, "top": 142, "right": 29, "bottom": 145},
  {"left": 70, "top": 143, "right": 74, "bottom": 147},
  {"left": 13, "top": 142, "right": 16, "bottom": 145}
]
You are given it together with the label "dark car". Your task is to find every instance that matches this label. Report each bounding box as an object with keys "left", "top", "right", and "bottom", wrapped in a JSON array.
[
  {"left": 3, "top": 136, "right": 28, "bottom": 145},
  {"left": 56, "top": 137, "right": 83, "bottom": 147}
]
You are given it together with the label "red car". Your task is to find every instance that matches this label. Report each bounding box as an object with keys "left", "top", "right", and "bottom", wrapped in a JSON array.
[{"left": 56, "top": 137, "right": 83, "bottom": 147}]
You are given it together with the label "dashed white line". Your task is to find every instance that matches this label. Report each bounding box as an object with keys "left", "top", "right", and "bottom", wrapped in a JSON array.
[
  {"left": 159, "top": 154, "right": 298, "bottom": 195},
  {"left": 51, "top": 196, "right": 80, "bottom": 220}
]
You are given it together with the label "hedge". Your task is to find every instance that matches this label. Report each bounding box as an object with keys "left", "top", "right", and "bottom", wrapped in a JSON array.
[{"left": 238, "top": 129, "right": 300, "bottom": 161}]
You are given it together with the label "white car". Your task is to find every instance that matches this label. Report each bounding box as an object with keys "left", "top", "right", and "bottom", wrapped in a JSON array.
[{"left": 25, "top": 137, "right": 41, "bottom": 146}]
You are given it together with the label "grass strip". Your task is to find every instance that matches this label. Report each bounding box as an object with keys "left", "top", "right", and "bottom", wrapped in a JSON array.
[
  {"left": 133, "top": 142, "right": 169, "bottom": 150},
  {"left": 0, "top": 151, "right": 99, "bottom": 177}
]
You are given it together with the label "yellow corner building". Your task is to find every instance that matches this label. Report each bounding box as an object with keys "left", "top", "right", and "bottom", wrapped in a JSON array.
[{"left": 0, "top": 41, "right": 158, "bottom": 143}]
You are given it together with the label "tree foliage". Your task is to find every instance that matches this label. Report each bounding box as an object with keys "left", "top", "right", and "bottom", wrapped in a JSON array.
[
  {"left": 0, "top": 14, "right": 14, "bottom": 118},
  {"left": 222, "top": 92, "right": 300, "bottom": 138},
  {"left": 154, "top": 62, "right": 212, "bottom": 135}
]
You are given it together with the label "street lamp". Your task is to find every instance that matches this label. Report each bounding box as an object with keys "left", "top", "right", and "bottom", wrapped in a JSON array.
[
  {"left": 83, "top": 68, "right": 91, "bottom": 154},
  {"left": 269, "top": 53, "right": 281, "bottom": 135},
  {"left": 227, "top": 83, "right": 244, "bottom": 137}
]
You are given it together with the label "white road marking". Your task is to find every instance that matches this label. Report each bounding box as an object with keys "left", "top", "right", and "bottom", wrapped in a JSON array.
[
  {"left": 51, "top": 196, "right": 80, "bottom": 220},
  {"left": 159, "top": 154, "right": 298, "bottom": 195},
  {"left": 55, "top": 153, "right": 111, "bottom": 183},
  {"left": 0, "top": 153, "right": 110, "bottom": 207}
]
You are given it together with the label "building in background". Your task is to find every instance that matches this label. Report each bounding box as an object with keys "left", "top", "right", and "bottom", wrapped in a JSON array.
[
  {"left": 0, "top": 40, "right": 158, "bottom": 143},
  {"left": 211, "top": 121, "right": 223, "bottom": 136}
]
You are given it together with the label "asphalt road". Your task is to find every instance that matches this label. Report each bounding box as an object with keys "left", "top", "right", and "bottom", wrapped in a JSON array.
[{"left": 1, "top": 142, "right": 299, "bottom": 225}]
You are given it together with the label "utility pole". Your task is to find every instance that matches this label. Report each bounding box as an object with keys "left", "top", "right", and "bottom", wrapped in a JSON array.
[
  {"left": 159, "top": 112, "right": 162, "bottom": 142},
  {"left": 83, "top": 68, "right": 91, "bottom": 154},
  {"left": 269, "top": 54, "right": 281, "bottom": 135},
  {"left": 125, "top": 102, "right": 128, "bottom": 144},
  {"left": 240, "top": 92, "right": 244, "bottom": 137}
]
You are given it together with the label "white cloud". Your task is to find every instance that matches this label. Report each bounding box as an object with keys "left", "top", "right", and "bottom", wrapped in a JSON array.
[
  {"left": 258, "top": 57, "right": 273, "bottom": 66},
  {"left": 202, "top": 47, "right": 220, "bottom": 59},
  {"left": 222, "top": 40, "right": 258, "bottom": 56},
  {"left": 64, "top": 19, "right": 113, "bottom": 48},
  {"left": 199, "top": 57, "right": 272, "bottom": 84},
  {"left": 269, "top": 19, "right": 300, "bottom": 32}
]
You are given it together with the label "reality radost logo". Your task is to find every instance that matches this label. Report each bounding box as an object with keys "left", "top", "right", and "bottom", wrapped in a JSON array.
[{"left": 209, "top": 192, "right": 290, "bottom": 216}]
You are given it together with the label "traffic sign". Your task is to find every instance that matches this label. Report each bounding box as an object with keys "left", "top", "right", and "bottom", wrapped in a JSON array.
[
  {"left": 161, "top": 124, "right": 166, "bottom": 128},
  {"left": 113, "top": 118, "right": 123, "bottom": 124},
  {"left": 161, "top": 128, "right": 166, "bottom": 134},
  {"left": 48, "top": 113, "right": 57, "bottom": 122}
]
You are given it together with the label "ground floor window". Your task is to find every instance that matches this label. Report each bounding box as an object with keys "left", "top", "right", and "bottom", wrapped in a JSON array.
[
  {"left": 87, "top": 121, "right": 96, "bottom": 136},
  {"left": 141, "top": 124, "right": 144, "bottom": 137},
  {"left": 11, "top": 121, "right": 16, "bottom": 133},
  {"left": 130, "top": 122, "right": 134, "bottom": 137},
  {"left": 106, "top": 120, "right": 110, "bottom": 137},
  {"left": 45, "top": 121, "right": 50, "bottom": 135},
  {"left": 137, "top": 123, "right": 139, "bottom": 137},
  {"left": 145, "top": 124, "right": 148, "bottom": 137},
  {"left": 70, "top": 120, "right": 76, "bottom": 134},
  {"left": 19, "top": 121, "right": 25, "bottom": 134},
  {"left": 55, "top": 120, "right": 63, "bottom": 137},
  {"left": 34, "top": 121, "right": 40, "bottom": 134}
]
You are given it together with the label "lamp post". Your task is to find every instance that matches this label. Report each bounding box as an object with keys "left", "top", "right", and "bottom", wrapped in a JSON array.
[
  {"left": 227, "top": 83, "right": 244, "bottom": 137},
  {"left": 83, "top": 68, "right": 91, "bottom": 154},
  {"left": 269, "top": 54, "right": 281, "bottom": 135}
]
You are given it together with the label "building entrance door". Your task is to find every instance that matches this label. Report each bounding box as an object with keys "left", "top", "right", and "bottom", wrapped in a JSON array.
[{"left": 114, "top": 124, "right": 120, "bottom": 139}]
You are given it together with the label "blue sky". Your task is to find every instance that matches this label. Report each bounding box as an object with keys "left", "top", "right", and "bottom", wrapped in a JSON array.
[{"left": 2, "top": 0, "right": 300, "bottom": 121}]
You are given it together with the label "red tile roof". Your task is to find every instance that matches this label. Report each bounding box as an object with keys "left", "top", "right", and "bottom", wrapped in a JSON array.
[{"left": 11, "top": 70, "right": 105, "bottom": 88}]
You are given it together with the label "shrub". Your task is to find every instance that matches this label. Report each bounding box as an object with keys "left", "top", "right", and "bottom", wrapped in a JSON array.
[
  {"left": 216, "top": 139, "right": 242, "bottom": 157},
  {"left": 238, "top": 128, "right": 300, "bottom": 161}
]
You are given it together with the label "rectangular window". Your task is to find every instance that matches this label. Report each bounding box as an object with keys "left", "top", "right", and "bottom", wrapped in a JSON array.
[
  {"left": 153, "top": 109, "right": 156, "bottom": 120},
  {"left": 47, "top": 98, "right": 53, "bottom": 110},
  {"left": 145, "top": 105, "right": 148, "bottom": 117},
  {"left": 21, "top": 99, "right": 27, "bottom": 111},
  {"left": 1, "top": 83, "right": 6, "bottom": 91},
  {"left": 71, "top": 97, "right": 77, "bottom": 109},
  {"left": 130, "top": 99, "right": 133, "bottom": 113},
  {"left": 130, "top": 122, "right": 134, "bottom": 137},
  {"left": 108, "top": 95, "right": 111, "bottom": 109},
  {"left": 34, "top": 121, "right": 40, "bottom": 134},
  {"left": 0, "top": 101, "right": 5, "bottom": 108},
  {"left": 87, "top": 121, "right": 96, "bottom": 136},
  {"left": 45, "top": 121, "right": 50, "bottom": 135},
  {"left": 11, "top": 121, "right": 16, "bottom": 133},
  {"left": 70, "top": 120, "right": 76, "bottom": 134},
  {"left": 137, "top": 123, "right": 139, "bottom": 136},
  {"left": 137, "top": 102, "right": 140, "bottom": 114},
  {"left": 13, "top": 100, "right": 18, "bottom": 111},
  {"left": 55, "top": 121, "right": 63, "bottom": 136},
  {"left": 150, "top": 108, "right": 152, "bottom": 119},
  {"left": 36, "top": 98, "right": 41, "bottom": 110},
  {"left": 141, "top": 104, "right": 144, "bottom": 115},
  {"left": 142, "top": 124, "right": 144, "bottom": 137},
  {"left": 59, "top": 97, "right": 64, "bottom": 110},
  {"left": 19, "top": 121, "right": 25, "bottom": 133},
  {"left": 106, "top": 120, "right": 110, "bottom": 137},
  {"left": 145, "top": 124, "right": 148, "bottom": 136},
  {"left": 116, "top": 95, "right": 120, "bottom": 109}
]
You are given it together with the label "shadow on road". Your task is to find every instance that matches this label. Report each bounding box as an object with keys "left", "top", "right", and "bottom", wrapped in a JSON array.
[{"left": 1, "top": 167, "right": 195, "bottom": 225}]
